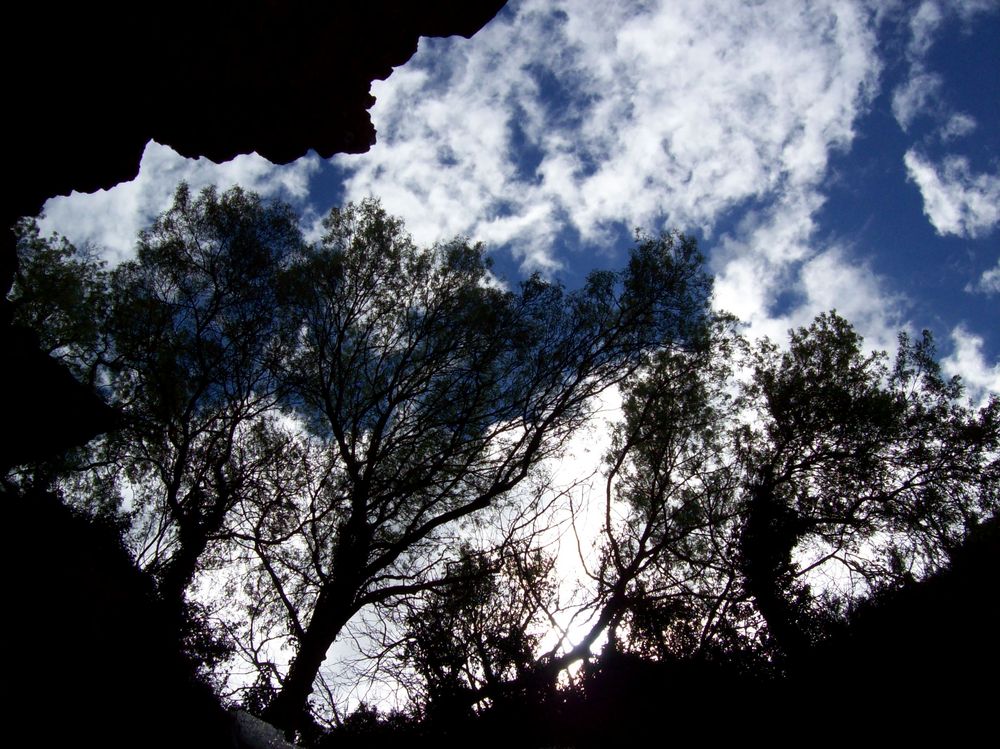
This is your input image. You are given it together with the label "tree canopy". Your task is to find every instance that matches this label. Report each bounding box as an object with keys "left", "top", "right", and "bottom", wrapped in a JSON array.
[
  {"left": 596, "top": 310, "right": 999, "bottom": 669},
  {"left": 8, "top": 184, "right": 998, "bottom": 744}
]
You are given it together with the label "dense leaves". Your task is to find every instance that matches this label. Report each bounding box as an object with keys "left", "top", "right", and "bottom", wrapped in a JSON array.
[
  {"left": 255, "top": 199, "right": 711, "bottom": 734},
  {"left": 601, "top": 310, "right": 999, "bottom": 667},
  {"left": 10, "top": 219, "right": 110, "bottom": 384},
  {"left": 8, "top": 186, "right": 715, "bottom": 735},
  {"left": 97, "top": 185, "right": 304, "bottom": 624},
  {"left": 9, "top": 185, "right": 997, "bottom": 745}
]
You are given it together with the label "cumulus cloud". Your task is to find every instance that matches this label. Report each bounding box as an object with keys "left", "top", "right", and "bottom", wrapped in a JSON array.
[
  {"left": 906, "top": 0, "right": 946, "bottom": 60},
  {"left": 39, "top": 141, "right": 320, "bottom": 263},
  {"left": 904, "top": 150, "right": 1000, "bottom": 238},
  {"left": 713, "top": 200, "right": 906, "bottom": 352},
  {"left": 905, "top": 0, "right": 996, "bottom": 60},
  {"left": 942, "top": 325, "right": 1000, "bottom": 406},
  {"left": 36, "top": 0, "right": 919, "bottom": 361},
  {"left": 966, "top": 259, "right": 1000, "bottom": 295},
  {"left": 794, "top": 248, "right": 907, "bottom": 352},
  {"left": 337, "top": 0, "right": 880, "bottom": 273}
]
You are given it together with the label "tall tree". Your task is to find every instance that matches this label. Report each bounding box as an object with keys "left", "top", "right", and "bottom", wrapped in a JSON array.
[
  {"left": 596, "top": 316, "right": 749, "bottom": 662},
  {"left": 100, "top": 184, "right": 303, "bottom": 619},
  {"left": 6, "top": 220, "right": 116, "bottom": 482},
  {"left": 251, "top": 209, "right": 712, "bottom": 734},
  {"left": 9, "top": 219, "right": 110, "bottom": 386},
  {"left": 398, "top": 542, "right": 559, "bottom": 721},
  {"left": 735, "top": 312, "right": 999, "bottom": 662},
  {"left": 9, "top": 185, "right": 305, "bottom": 596},
  {"left": 599, "top": 311, "right": 999, "bottom": 668}
]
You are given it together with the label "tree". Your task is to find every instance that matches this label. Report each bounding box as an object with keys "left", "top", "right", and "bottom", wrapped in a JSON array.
[
  {"left": 11, "top": 187, "right": 998, "bottom": 741},
  {"left": 735, "top": 312, "right": 999, "bottom": 662},
  {"left": 598, "top": 311, "right": 999, "bottom": 669},
  {"left": 11, "top": 192, "right": 712, "bottom": 729},
  {"left": 398, "top": 542, "right": 559, "bottom": 721},
  {"left": 9, "top": 184, "right": 307, "bottom": 652},
  {"left": 105, "top": 184, "right": 304, "bottom": 615},
  {"left": 6, "top": 220, "right": 116, "bottom": 483},
  {"left": 595, "top": 316, "right": 752, "bottom": 664},
  {"left": 9, "top": 219, "right": 110, "bottom": 386},
  {"left": 245, "top": 207, "right": 712, "bottom": 734}
]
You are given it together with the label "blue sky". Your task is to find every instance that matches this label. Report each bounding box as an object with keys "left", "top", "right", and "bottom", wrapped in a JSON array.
[{"left": 41, "top": 0, "right": 998, "bottom": 402}]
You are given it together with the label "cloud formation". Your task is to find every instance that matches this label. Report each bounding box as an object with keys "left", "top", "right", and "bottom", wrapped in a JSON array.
[
  {"left": 966, "top": 260, "right": 1000, "bottom": 295},
  {"left": 939, "top": 112, "right": 977, "bottom": 142},
  {"left": 891, "top": 71, "right": 943, "bottom": 131},
  {"left": 337, "top": 0, "right": 880, "bottom": 273},
  {"left": 891, "top": 0, "right": 999, "bottom": 247},
  {"left": 943, "top": 325, "right": 1000, "bottom": 407},
  {"left": 330, "top": 0, "right": 909, "bottom": 356},
  {"left": 33, "top": 0, "right": 995, "bottom": 395},
  {"left": 904, "top": 151, "right": 1000, "bottom": 238},
  {"left": 893, "top": 0, "right": 997, "bottom": 131}
]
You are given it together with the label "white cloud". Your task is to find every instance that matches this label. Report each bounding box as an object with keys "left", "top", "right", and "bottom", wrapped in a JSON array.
[
  {"left": 33, "top": 0, "right": 931, "bottom": 372},
  {"left": 939, "top": 112, "right": 977, "bottom": 141},
  {"left": 891, "top": 69, "right": 942, "bottom": 131},
  {"left": 37, "top": 0, "right": 900, "bottom": 348},
  {"left": 712, "top": 197, "right": 906, "bottom": 352},
  {"left": 39, "top": 141, "right": 320, "bottom": 264},
  {"left": 906, "top": 1, "right": 945, "bottom": 60},
  {"left": 906, "top": 0, "right": 995, "bottom": 60},
  {"left": 345, "top": 0, "right": 906, "bottom": 355},
  {"left": 942, "top": 325, "right": 1000, "bottom": 407},
  {"left": 793, "top": 247, "right": 907, "bottom": 352},
  {"left": 904, "top": 150, "right": 1000, "bottom": 238},
  {"left": 891, "top": 0, "right": 997, "bottom": 131},
  {"left": 966, "top": 259, "right": 1000, "bottom": 295},
  {"left": 337, "top": 0, "right": 881, "bottom": 273}
]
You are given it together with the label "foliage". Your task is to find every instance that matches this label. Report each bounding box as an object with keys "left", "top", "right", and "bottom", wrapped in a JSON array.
[
  {"left": 253, "top": 201, "right": 711, "bottom": 735},
  {"left": 601, "top": 310, "right": 999, "bottom": 667},
  {"left": 10, "top": 219, "right": 110, "bottom": 384},
  {"left": 11, "top": 183, "right": 998, "bottom": 742},
  {"left": 398, "top": 543, "right": 558, "bottom": 719},
  {"left": 8, "top": 185, "right": 305, "bottom": 671},
  {"left": 104, "top": 184, "right": 304, "bottom": 608},
  {"left": 9, "top": 187, "right": 713, "bottom": 734}
]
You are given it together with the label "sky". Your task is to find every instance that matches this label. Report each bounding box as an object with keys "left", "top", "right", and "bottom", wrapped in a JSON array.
[{"left": 41, "top": 0, "right": 999, "bottom": 405}]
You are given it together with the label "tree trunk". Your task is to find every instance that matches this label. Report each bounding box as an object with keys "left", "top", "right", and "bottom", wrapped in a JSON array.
[
  {"left": 264, "top": 500, "right": 373, "bottom": 736},
  {"left": 739, "top": 475, "right": 812, "bottom": 665},
  {"left": 157, "top": 527, "right": 210, "bottom": 614},
  {"left": 262, "top": 584, "right": 358, "bottom": 736}
]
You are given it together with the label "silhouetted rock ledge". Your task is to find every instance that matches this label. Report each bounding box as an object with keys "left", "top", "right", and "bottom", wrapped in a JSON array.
[
  {"left": 5, "top": 0, "right": 508, "bottom": 226},
  {"left": 3, "top": 0, "right": 507, "bottom": 468}
]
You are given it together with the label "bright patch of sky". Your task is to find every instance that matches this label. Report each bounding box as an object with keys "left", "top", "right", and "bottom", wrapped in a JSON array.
[{"left": 41, "top": 0, "right": 999, "bottom": 390}]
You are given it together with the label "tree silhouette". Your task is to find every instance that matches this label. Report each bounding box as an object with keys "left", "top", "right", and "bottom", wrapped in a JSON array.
[
  {"left": 736, "top": 312, "right": 999, "bottom": 662},
  {"left": 252, "top": 205, "right": 711, "bottom": 734},
  {"left": 108, "top": 185, "right": 304, "bottom": 614},
  {"left": 10, "top": 189, "right": 712, "bottom": 735},
  {"left": 9, "top": 219, "right": 110, "bottom": 385},
  {"left": 596, "top": 316, "right": 752, "bottom": 663},
  {"left": 599, "top": 310, "right": 999, "bottom": 668},
  {"left": 12, "top": 187, "right": 996, "bottom": 744},
  {"left": 395, "top": 542, "right": 556, "bottom": 722},
  {"left": 10, "top": 184, "right": 305, "bottom": 667}
]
